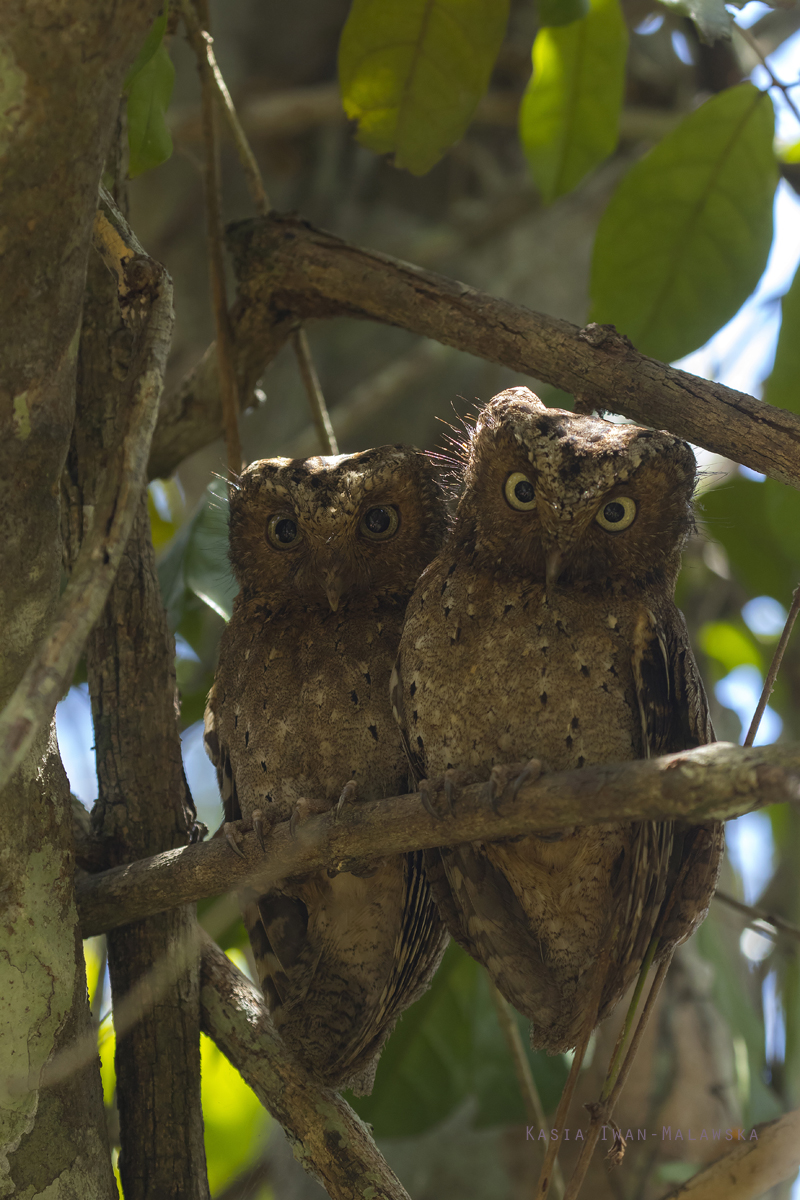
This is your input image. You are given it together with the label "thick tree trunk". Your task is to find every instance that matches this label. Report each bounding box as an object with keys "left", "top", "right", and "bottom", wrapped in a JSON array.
[{"left": 0, "top": 3, "right": 158, "bottom": 1195}]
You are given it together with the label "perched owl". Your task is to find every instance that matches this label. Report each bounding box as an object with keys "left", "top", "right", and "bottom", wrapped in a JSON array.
[
  {"left": 392, "top": 388, "right": 723, "bottom": 1053},
  {"left": 204, "top": 446, "right": 449, "bottom": 1092}
]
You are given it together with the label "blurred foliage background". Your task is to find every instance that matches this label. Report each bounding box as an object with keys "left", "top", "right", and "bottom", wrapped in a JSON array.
[{"left": 60, "top": 0, "right": 800, "bottom": 1195}]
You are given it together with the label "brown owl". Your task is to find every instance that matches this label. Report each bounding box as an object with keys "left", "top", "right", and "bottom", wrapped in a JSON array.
[
  {"left": 392, "top": 388, "right": 723, "bottom": 1053},
  {"left": 204, "top": 446, "right": 449, "bottom": 1092}
]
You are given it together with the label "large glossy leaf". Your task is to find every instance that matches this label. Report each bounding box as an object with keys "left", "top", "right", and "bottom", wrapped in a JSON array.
[
  {"left": 764, "top": 260, "right": 800, "bottom": 416},
  {"left": 701, "top": 475, "right": 800, "bottom": 607},
  {"left": 519, "top": 0, "right": 627, "bottom": 204},
  {"left": 348, "top": 942, "right": 477, "bottom": 1136},
  {"left": 338, "top": 0, "right": 510, "bottom": 176},
  {"left": 658, "top": 0, "right": 732, "bottom": 43},
  {"left": 537, "top": 0, "right": 589, "bottom": 26},
  {"left": 126, "top": 39, "right": 175, "bottom": 178},
  {"left": 159, "top": 480, "right": 236, "bottom": 628},
  {"left": 348, "top": 941, "right": 568, "bottom": 1136},
  {"left": 591, "top": 84, "right": 777, "bottom": 364}
]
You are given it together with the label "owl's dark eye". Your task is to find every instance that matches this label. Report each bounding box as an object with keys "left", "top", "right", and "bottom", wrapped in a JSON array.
[
  {"left": 267, "top": 514, "right": 300, "bottom": 549},
  {"left": 504, "top": 472, "right": 536, "bottom": 511},
  {"left": 360, "top": 505, "right": 400, "bottom": 541},
  {"left": 595, "top": 496, "right": 637, "bottom": 532}
]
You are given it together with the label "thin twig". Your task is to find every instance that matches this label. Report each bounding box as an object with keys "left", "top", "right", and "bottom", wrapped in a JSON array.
[
  {"left": 736, "top": 24, "right": 800, "bottom": 125},
  {"left": 744, "top": 584, "right": 800, "bottom": 747},
  {"left": 534, "top": 939, "right": 615, "bottom": 1200},
  {"left": 488, "top": 981, "right": 564, "bottom": 1199},
  {"left": 292, "top": 327, "right": 338, "bottom": 454},
  {"left": 0, "top": 201, "right": 172, "bottom": 794},
  {"left": 563, "top": 952, "right": 674, "bottom": 1200},
  {"left": 179, "top": 0, "right": 270, "bottom": 216},
  {"left": 181, "top": 0, "right": 242, "bottom": 483},
  {"left": 715, "top": 888, "right": 800, "bottom": 944}
]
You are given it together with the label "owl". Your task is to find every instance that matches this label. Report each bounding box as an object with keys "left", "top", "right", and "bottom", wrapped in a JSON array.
[
  {"left": 392, "top": 388, "right": 723, "bottom": 1053},
  {"left": 204, "top": 446, "right": 449, "bottom": 1092}
]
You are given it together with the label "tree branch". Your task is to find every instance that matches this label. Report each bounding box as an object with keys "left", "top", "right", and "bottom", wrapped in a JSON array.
[
  {"left": 199, "top": 931, "right": 410, "bottom": 1200},
  {"left": 149, "top": 211, "right": 800, "bottom": 486},
  {"left": 661, "top": 1106, "right": 800, "bottom": 1198},
  {"left": 77, "top": 742, "right": 800, "bottom": 938},
  {"left": 0, "top": 194, "right": 173, "bottom": 793}
]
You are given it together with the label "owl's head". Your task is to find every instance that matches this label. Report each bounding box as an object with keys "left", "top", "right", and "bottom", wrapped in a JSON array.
[
  {"left": 228, "top": 446, "right": 447, "bottom": 609},
  {"left": 456, "top": 387, "right": 697, "bottom": 594}
]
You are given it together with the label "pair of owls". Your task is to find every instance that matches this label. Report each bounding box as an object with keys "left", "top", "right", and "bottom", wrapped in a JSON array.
[{"left": 204, "top": 386, "right": 722, "bottom": 1092}]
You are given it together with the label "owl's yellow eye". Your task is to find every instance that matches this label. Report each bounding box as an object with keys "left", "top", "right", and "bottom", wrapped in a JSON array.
[
  {"left": 360, "top": 505, "right": 399, "bottom": 541},
  {"left": 267, "top": 513, "right": 301, "bottom": 549},
  {"left": 595, "top": 496, "right": 637, "bottom": 532},
  {"left": 504, "top": 472, "right": 536, "bottom": 511}
]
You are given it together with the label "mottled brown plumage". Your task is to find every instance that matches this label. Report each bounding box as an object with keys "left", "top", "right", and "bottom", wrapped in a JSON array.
[
  {"left": 205, "top": 446, "right": 449, "bottom": 1092},
  {"left": 392, "top": 388, "right": 723, "bottom": 1053}
]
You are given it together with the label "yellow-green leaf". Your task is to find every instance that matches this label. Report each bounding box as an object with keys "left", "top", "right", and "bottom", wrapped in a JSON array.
[
  {"left": 764, "top": 260, "right": 800, "bottom": 415},
  {"left": 338, "top": 0, "right": 509, "bottom": 176},
  {"left": 520, "top": 0, "right": 627, "bottom": 204},
  {"left": 590, "top": 84, "right": 777, "bottom": 364},
  {"left": 127, "top": 41, "right": 175, "bottom": 178},
  {"left": 699, "top": 621, "right": 762, "bottom": 673}
]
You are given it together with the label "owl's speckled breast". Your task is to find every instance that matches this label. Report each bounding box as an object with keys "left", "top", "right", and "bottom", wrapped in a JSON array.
[
  {"left": 405, "top": 561, "right": 644, "bottom": 778},
  {"left": 214, "top": 591, "right": 411, "bottom": 823}
]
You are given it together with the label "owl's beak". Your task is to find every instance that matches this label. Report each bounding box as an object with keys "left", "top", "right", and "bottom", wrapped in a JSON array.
[
  {"left": 545, "top": 548, "right": 566, "bottom": 591},
  {"left": 321, "top": 570, "right": 344, "bottom": 612}
]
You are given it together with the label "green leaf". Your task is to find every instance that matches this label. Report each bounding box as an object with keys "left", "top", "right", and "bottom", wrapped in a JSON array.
[
  {"left": 764, "top": 262, "right": 800, "bottom": 416},
  {"left": 158, "top": 480, "right": 237, "bottom": 629},
  {"left": 126, "top": 41, "right": 175, "bottom": 178},
  {"left": 658, "top": 0, "right": 732, "bottom": 44},
  {"left": 124, "top": 5, "right": 169, "bottom": 92},
  {"left": 590, "top": 84, "right": 777, "bottom": 364},
  {"left": 700, "top": 475, "right": 800, "bottom": 607},
  {"left": 348, "top": 942, "right": 477, "bottom": 1136},
  {"left": 519, "top": 0, "right": 627, "bottom": 204},
  {"left": 698, "top": 622, "right": 762, "bottom": 673},
  {"left": 338, "top": 0, "right": 510, "bottom": 176},
  {"left": 537, "top": 0, "right": 589, "bottom": 26},
  {"left": 348, "top": 942, "right": 569, "bottom": 1136}
]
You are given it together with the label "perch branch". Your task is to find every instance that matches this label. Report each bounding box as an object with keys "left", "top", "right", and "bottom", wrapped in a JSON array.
[
  {"left": 0, "top": 195, "right": 172, "bottom": 793},
  {"left": 150, "top": 212, "right": 800, "bottom": 486},
  {"left": 77, "top": 742, "right": 800, "bottom": 938},
  {"left": 660, "top": 1105, "right": 800, "bottom": 1199},
  {"left": 199, "top": 931, "right": 410, "bottom": 1200}
]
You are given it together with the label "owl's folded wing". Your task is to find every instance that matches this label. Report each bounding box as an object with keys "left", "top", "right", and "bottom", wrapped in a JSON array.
[{"left": 632, "top": 606, "right": 723, "bottom": 952}]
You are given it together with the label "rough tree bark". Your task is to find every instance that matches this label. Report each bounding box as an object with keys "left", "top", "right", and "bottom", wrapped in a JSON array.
[
  {"left": 73, "top": 239, "right": 209, "bottom": 1198},
  {"left": 149, "top": 213, "right": 800, "bottom": 488},
  {"left": 0, "top": 3, "right": 160, "bottom": 1195},
  {"left": 75, "top": 741, "right": 800, "bottom": 938}
]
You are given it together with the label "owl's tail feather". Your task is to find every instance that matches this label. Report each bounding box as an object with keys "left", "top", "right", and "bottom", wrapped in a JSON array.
[{"left": 533, "top": 938, "right": 615, "bottom": 1200}]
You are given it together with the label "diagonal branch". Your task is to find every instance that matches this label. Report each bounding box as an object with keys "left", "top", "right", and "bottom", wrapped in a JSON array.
[
  {"left": 660, "top": 1104, "right": 800, "bottom": 1199},
  {"left": 199, "top": 931, "right": 410, "bottom": 1200},
  {"left": 77, "top": 741, "right": 800, "bottom": 938},
  {"left": 149, "top": 211, "right": 800, "bottom": 486},
  {"left": 0, "top": 192, "right": 173, "bottom": 793}
]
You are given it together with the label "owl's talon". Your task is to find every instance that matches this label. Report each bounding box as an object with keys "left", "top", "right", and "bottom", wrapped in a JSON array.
[
  {"left": 224, "top": 823, "right": 246, "bottom": 859},
  {"left": 510, "top": 757, "right": 543, "bottom": 803},
  {"left": 487, "top": 767, "right": 504, "bottom": 815},
  {"left": 289, "top": 796, "right": 331, "bottom": 838},
  {"left": 419, "top": 778, "right": 442, "bottom": 820},
  {"left": 252, "top": 809, "right": 266, "bottom": 851},
  {"left": 336, "top": 779, "right": 358, "bottom": 819},
  {"left": 443, "top": 770, "right": 457, "bottom": 815}
]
